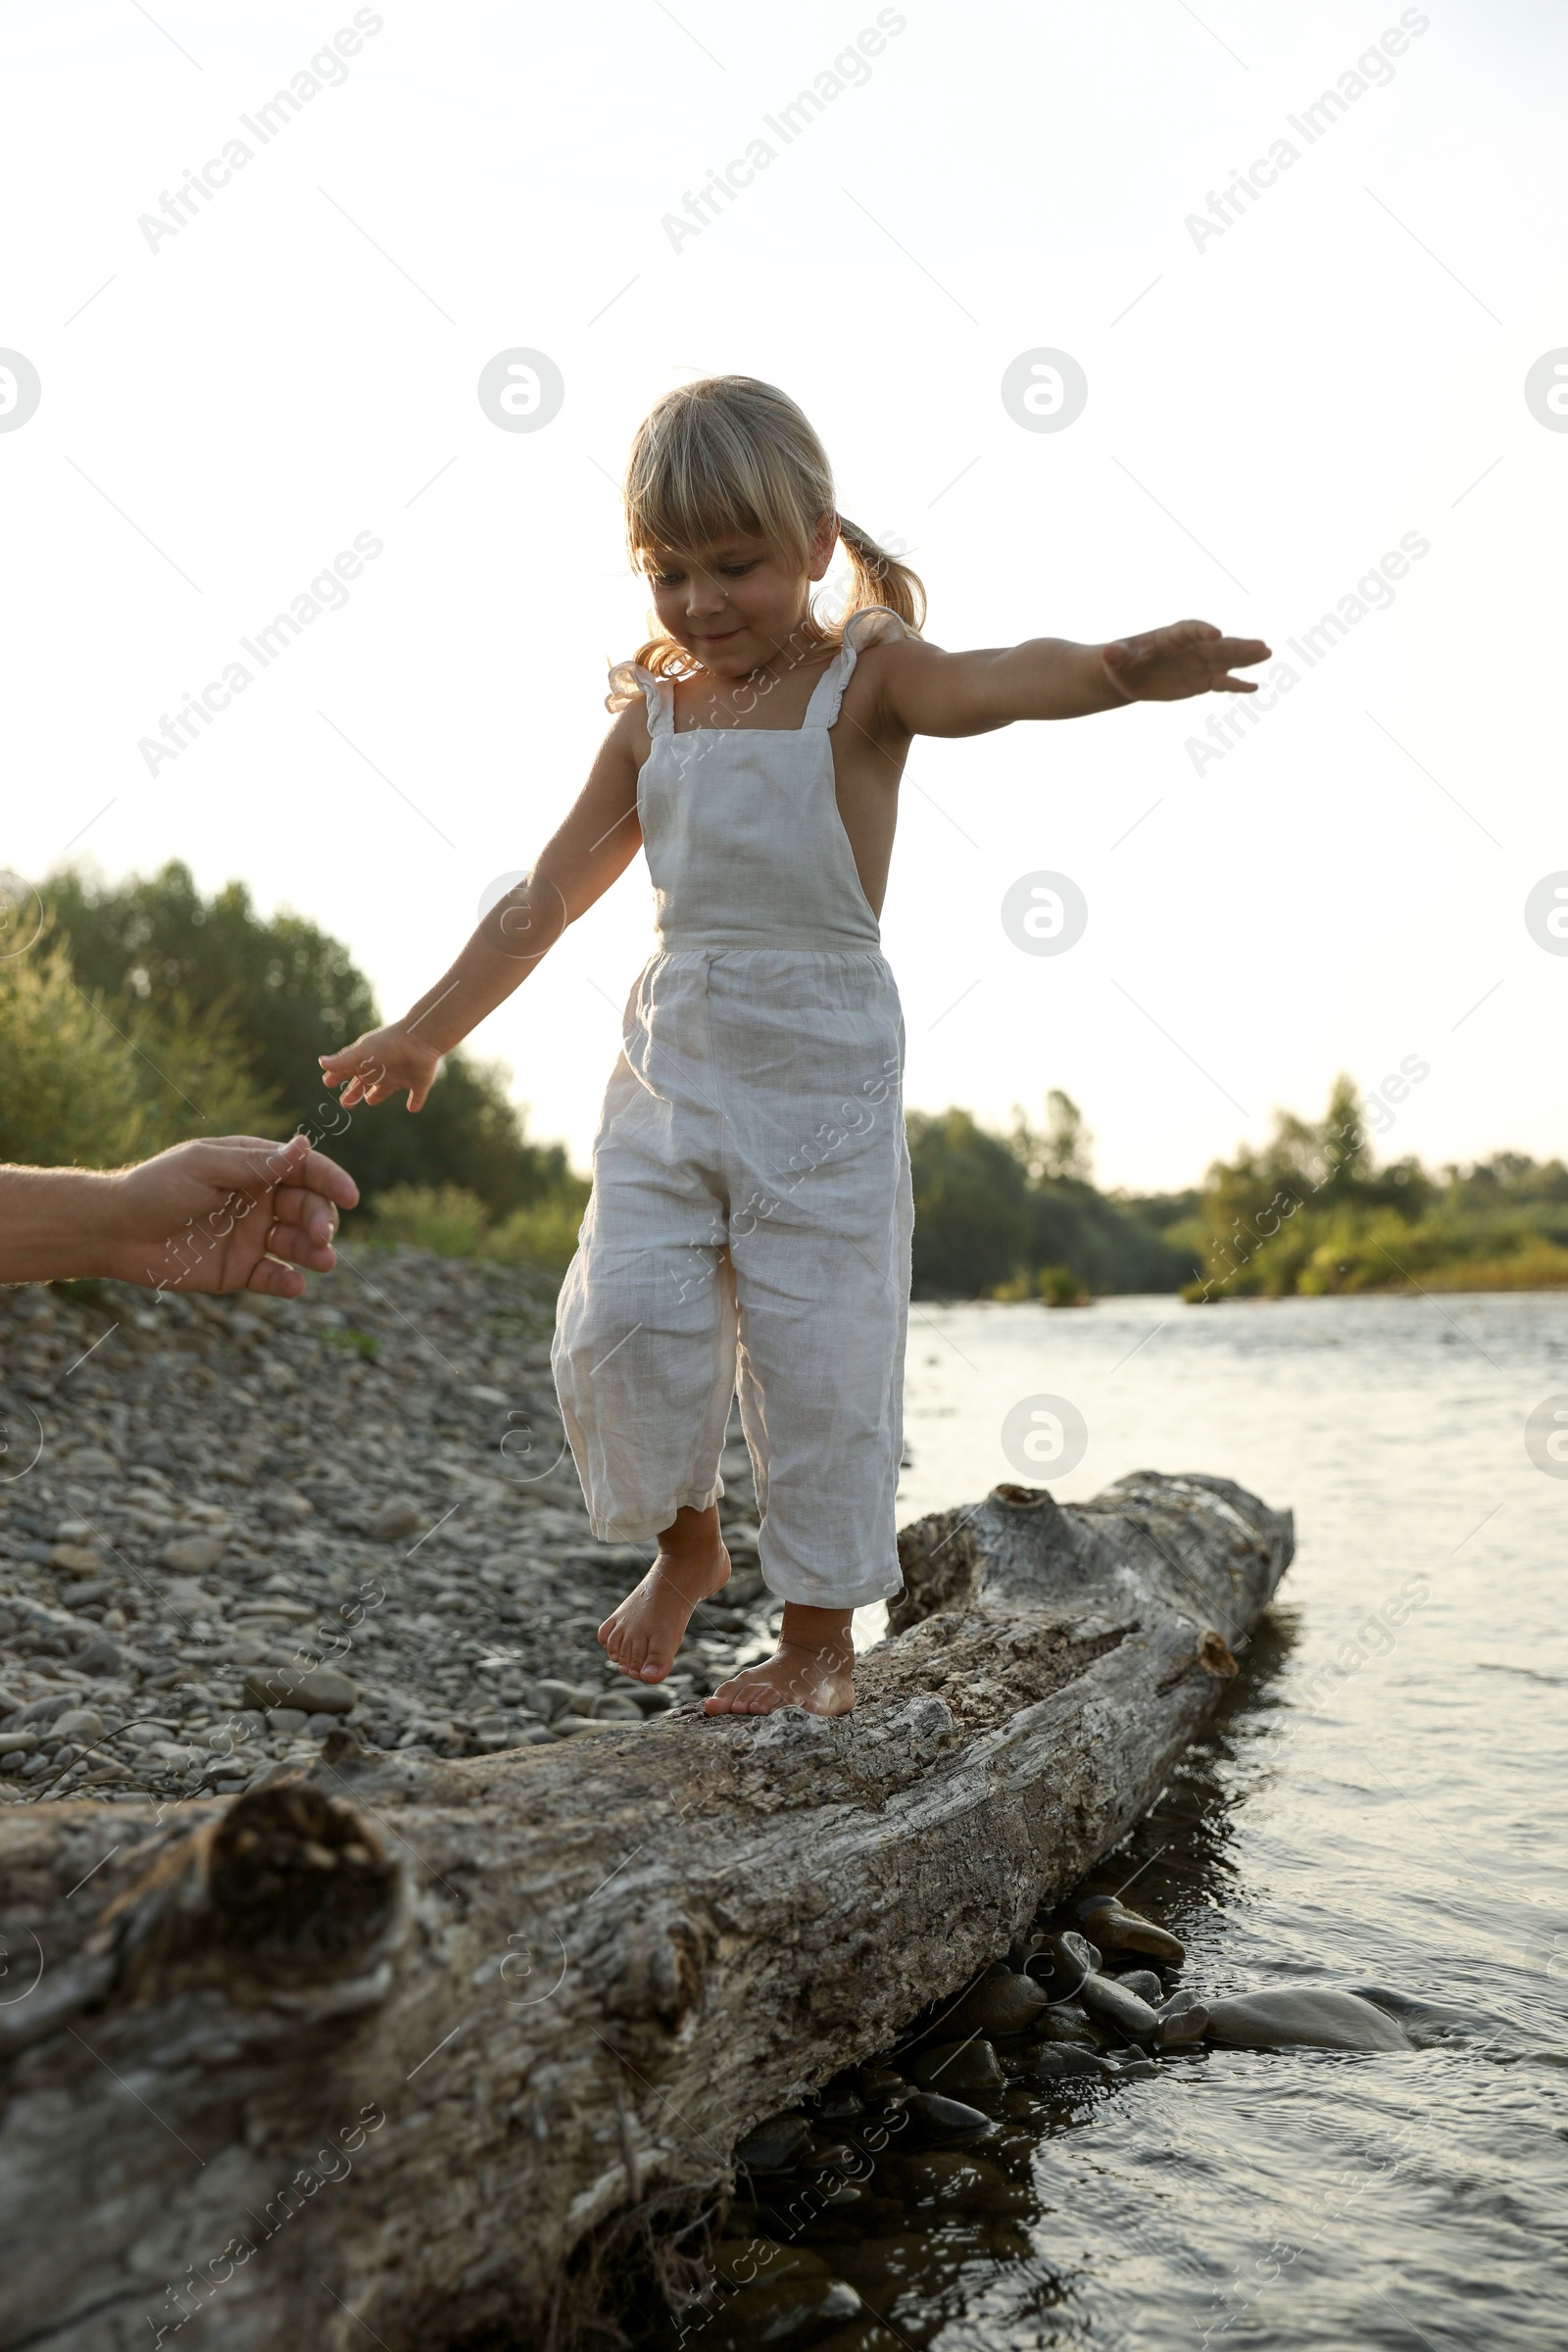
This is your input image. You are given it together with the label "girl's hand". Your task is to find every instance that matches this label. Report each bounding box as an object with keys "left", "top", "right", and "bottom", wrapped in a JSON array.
[
  {"left": 319, "top": 1024, "right": 441, "bottom": 1112},
  {"left": 1102, "top": 619, "right": 1271, "bottom": 703}
]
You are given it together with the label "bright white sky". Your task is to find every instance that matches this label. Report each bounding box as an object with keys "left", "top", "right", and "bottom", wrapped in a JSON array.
[{"left": 4, "top": 0, "right": 1564, "bottom": 1190}]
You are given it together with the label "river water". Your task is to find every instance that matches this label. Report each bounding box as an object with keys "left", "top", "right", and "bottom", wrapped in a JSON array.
[{"left": 810, "top": 1293, "right": 1568, "bottom": 2350}]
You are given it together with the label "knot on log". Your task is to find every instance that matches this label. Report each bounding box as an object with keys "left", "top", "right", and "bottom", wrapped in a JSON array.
[
  {"left": 209, "top": 1785, "right": 400, "bottom": 1965},
  {"left": 602, "top": 1908, "right": 706, "bottom": 2029},
  {"left": 991, "top": 1483, "right": 1062, "bottom": 1513},
  {"left": 88, "top": 1784, "right": 403, "bottom": 2015},
  {"left": 891, "top": 1507, "right": 989, "bottom": 1632}
]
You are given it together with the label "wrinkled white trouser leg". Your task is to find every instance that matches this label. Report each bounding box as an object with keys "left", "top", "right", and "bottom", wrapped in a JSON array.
[{"left": 552, "top": 951, "right": 909, "bottom": 1609}]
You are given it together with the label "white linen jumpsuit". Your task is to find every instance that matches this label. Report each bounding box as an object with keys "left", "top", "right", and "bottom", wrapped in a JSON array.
[{"left": 552, "top": 607, "right": 913, "bottom": 1609}]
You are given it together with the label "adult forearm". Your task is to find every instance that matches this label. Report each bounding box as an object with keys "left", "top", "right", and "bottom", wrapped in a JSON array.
[{"left": 0, "top": 1166, "right": 123, "bottom": 1284}]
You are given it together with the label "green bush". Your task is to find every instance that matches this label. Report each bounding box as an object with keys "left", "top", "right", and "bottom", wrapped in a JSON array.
[
  {"left": 1035, "top": 1263, "right": 1091, "bottom": 1307},
  {"left": 366, "top": 1179, "right": 590, "bottom": 1273},
  {"left": 366, "top": 1183, "right": 492, "bottom": 1257},
  {"left": 0, "top": 928, "right": 280, "bottom": 1168},
  {"left": 489, "top": 1188, "right": 589, "bottom": 1273}
]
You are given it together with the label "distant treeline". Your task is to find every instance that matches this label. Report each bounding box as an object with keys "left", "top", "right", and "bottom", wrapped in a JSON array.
[
  {"left": 908, "top": 1079, "right": 1568, "bottom": 1300},
  {"left": 906, "top": 1095, "right": 1197, "bottom": 1298},
  {"left": 6, "top": 864, "right": 1565, "bottom": 1298}
]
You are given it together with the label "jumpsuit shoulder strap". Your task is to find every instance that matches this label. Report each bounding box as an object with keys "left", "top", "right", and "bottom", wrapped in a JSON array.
[
  {"left": 607, "top": 658, "right": 675, "bottom": 737},
  {"left": 801, "top": 606, "right": 912, "bottom": 729}
]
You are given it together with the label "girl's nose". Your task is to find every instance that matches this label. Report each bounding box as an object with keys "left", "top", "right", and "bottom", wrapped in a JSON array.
[{"left": 685, "top": 570, "right": 728, "bottom": 619}]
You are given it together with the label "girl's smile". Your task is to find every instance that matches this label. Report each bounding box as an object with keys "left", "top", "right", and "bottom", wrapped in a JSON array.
[{"left": 645, "top": 517, "right": 837, "bottom": 682}]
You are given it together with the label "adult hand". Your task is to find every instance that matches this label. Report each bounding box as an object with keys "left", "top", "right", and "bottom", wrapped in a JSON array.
[
  {"left": 0, "top": 1136, "right": 359, "bottom": 1295},
  {"left": 106, "top": 1134, "right": 360, "bottom": 1296}
]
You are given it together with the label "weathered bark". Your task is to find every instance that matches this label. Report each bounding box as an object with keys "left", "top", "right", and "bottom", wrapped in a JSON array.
[{"left": 0, "top": 1470, "right": 1291, "bottom": 2351}]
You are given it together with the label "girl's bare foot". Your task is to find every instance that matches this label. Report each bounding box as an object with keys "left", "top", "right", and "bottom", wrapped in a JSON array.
[
  {"left": 598, "top": 1503, "right": 730, "bottom": 1683},
  {"left": 705, "top": 1603, "right": 857, "bottom": 1717}
]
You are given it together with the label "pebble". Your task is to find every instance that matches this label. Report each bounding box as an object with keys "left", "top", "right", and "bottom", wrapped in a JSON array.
[
  {"left": 1203, "top": 1986, "right": 1412, "bottom": 2052},
  {"left": 1118, "top": 1969, "right": 1165, "bottom": 2004},
  {"left": 536, "top": 1679, "right": 607, "bottom": 1720},
  {"left": 701, "top": 2278, "right": 859, "bottom": 2352},
  {"left": 1075, "top": 1892, "right": 1187, "bottom": 1963},
  {"left": 903, "top": 2092, "right": 996, "bottom": 2141},
  {"left": 1028, "top": 1932, "right": 1097, "bottom": 2001},
  {"left": 908, "top": 2039, "right": 1004, "bottom": 2093},
  {"left": 1032, "top": 2005, "right": 1100, "bottom": 2049},
  {"left": 1153, "top": 1988, "right": 1209, "bottom": 2047},
  {"left": 160, "top": 1535, "right": 225, "bottom": 1575},
  {"left": 74, "top": 1637, "right": 122, "bottom": 1676},
  {"left": 947, "top": 1963, "right": 1050, "bottom": 2038},
  {"left": 64, "top": 1447, "right": 120, "bottom": 1479},
  {"left": 53, "top": 1707, "right": 104, "bottom": 1742},
  {"left": 49, "top": 1544, "right": 104, "bottom": 1578},
  {"left": 735, "top": 2114, "right": 813, "bottom": 2172},
  {"left": 710, "top": 2242, "right": 828, "bottom": 2289},
  {"left": 1025, "top": 2044, "right": 1104, "bottom": 2083},
  {"left": 241, "top": 1664, "right": 356, "bottom": 1715},
  {"left": 1075, "top": 1973, "right": 1160, "bottom": 2040},
  {"left": 367, "top": 1498, "right": 425, "bottom": 1543}
]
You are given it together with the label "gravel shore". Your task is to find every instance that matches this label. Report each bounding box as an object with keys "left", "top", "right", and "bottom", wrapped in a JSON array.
[{"left": 0, "top": 1250, "right": 770, "bottom": 1807}]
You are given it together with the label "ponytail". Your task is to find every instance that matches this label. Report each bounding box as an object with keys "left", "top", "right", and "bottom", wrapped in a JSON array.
[{"left": 831, "top": 515, "right": 926, "bottom": 634}]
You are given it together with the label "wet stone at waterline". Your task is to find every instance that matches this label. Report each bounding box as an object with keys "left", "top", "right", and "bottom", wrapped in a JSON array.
[
  {"left": 907, "top": 2037, "right": 1004, "bottom": 2092},
  {"left": 946, "top": 1961, "right": 1051, "bottom": 2037},
  {"left": 1202, "top": 1986, "right": 1412, "bottom": 2052},
  {"left": 1074, "top": 1890, "right": 1187, "bottom": 1962}
]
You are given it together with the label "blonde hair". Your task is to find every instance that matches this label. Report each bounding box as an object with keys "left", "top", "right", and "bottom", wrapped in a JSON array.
[{"left": 617, "top": 375, "right": 925, "bottom": 687}]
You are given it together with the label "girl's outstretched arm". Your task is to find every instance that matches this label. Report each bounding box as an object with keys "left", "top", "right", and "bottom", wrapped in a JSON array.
[
  {"left": 320, "top": 708, "right": 645, "bottom": 1110},
  {"left": 874, "top": 617, "right": 1272, "bottom": 737}
]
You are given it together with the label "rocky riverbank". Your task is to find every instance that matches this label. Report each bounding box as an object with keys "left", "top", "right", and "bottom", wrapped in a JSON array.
[{"left": 0, "top": 1250, "right": 771, "bottom": 1808}]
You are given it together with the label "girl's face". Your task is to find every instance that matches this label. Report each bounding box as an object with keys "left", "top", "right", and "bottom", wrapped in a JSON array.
[{"left": 645, "top": 514, "right": 836, "bottom": 677}]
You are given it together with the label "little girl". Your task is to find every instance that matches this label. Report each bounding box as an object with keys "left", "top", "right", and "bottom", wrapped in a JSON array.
[{"left": 322, "top": 375, "right": 1267, "bottom": 1718}]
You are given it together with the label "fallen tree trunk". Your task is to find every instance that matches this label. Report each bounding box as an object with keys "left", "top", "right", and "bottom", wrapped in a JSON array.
[{"left": 0, "top": 1470, "right": 1291, "bottom": 2351}]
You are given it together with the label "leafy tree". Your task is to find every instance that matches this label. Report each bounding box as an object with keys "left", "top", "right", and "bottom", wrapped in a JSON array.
[
  {"left": 42, "top": 863, "right": 574, "bottom": 1214},
  {"left": 1010, "top": 1088, "right": 1095, "bottom": 1184},
  {"left": 907, "top": 1108, "right": 1031, "bottom": 1296},
  {"left": 0, "top": 926, "right": 278, "bottom": 1167},
  {"left": 907, "top": 1100, "right": 1196, "bottom": 1298}
]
